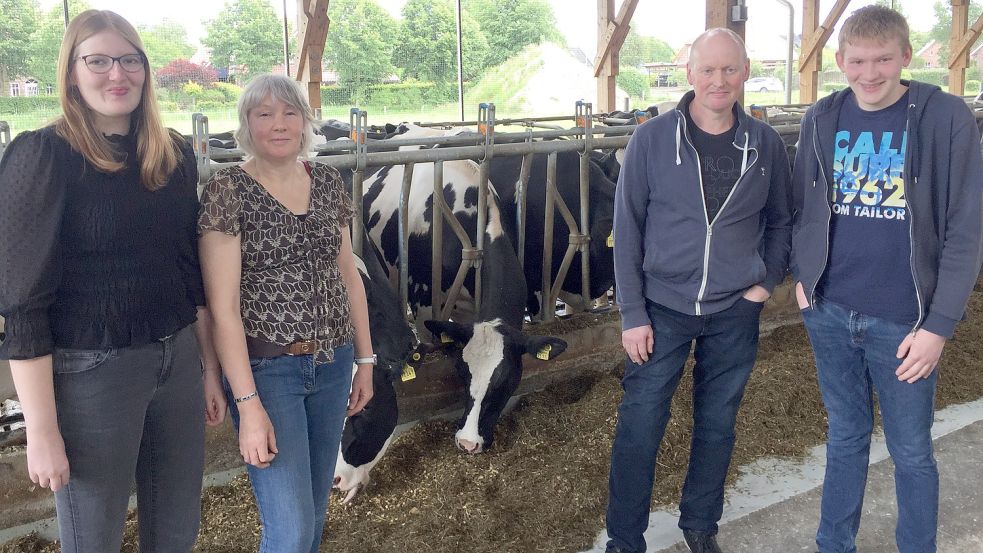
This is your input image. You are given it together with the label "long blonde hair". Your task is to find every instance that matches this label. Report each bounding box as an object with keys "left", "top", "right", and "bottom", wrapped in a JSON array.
[{"left": 55, "top": 9, "right": 179, "bottom": 190}]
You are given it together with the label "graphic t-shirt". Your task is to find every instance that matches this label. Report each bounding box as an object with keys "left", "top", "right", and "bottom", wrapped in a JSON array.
[
  {"left": 818, "top": 92, "right": 919, "bottom": 324},
  {"left": 686, "top": 110, "right": 740, "bottom": 222}
]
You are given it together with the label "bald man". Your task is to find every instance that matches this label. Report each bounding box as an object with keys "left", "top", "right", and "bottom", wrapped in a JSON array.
[{"left": 606, "top": 29, "right": 792, "bottom": 553}]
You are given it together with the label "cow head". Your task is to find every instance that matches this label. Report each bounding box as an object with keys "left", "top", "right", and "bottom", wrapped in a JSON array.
[
  {"left": 424, "top": 318, "right": 567, "bottom": 454},
  {"left": 333, "top": 229, "right": 419, "bottom": 503}
]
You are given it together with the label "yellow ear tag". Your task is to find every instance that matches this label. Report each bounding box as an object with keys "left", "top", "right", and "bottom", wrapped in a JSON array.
[
  {"left": 412, "top": 352, "right": 421, "bottom": 361},
  {"left": 536, "top": 344, "right": 552, "bottom": 360},
  {"left": 606, "top": 233, "right": 614, "bottom": 248},
  {"left": 401, "top": 363, "right": 417, "bottom": 382},
  {"left": 440, "top": 332, "right": 454, "bottom": 344}
]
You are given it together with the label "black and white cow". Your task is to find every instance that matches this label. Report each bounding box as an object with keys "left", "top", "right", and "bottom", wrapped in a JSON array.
[
  {"left": 332, "top": 226, "right": 417, "bottom": 503},
  {"left": 421, "top": 194, "right": 568, "bottom": 453},
  {"left": 487, "top": 150, "right": 620, "bottom": 315},
  {"left": 349, "top": 126, "right": 570, "bottom": 453}
]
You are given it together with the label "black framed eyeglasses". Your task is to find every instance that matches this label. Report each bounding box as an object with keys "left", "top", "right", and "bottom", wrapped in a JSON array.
[{"left": 77, "top": 54, "right": 145, "bottom": 74}]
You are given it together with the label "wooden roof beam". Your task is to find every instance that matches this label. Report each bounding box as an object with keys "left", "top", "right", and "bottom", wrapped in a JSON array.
[
  {"left": 949, "top": 9, "right": 983, "bottom": 69},
  {"left": 593, "top": 0, "right": 640, "bottom": 77},
  {"left": 296, "top": 0, "right": 330, "bottom": 113},
  {"left": 798, "top": 0, "right": 851, "bottom": 72}
]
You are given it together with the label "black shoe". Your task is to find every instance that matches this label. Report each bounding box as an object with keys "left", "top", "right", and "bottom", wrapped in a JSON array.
[
  {"left": 604, "top": 546, "right": 630, "bottom": 553},
  {"left": 682, "top": 529, "right": 723, "bottom": 553}
]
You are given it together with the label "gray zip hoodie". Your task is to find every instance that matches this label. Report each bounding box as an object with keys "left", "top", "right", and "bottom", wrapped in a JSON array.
[
  {"left": 791, "top": 80, "right": 983, "bottom": 338},
  {"left": 614, "top": 91, "right": 793, "bottom": 330}
]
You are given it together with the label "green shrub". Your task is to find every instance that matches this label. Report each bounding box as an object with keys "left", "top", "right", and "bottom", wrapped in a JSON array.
[
  {"left": 211, "top": 82, "right": 242, "bottom": 103},
  {"left": 321, "top": 81, "right": 457, "bottom": 109},
  {"left": 199, "top": 89, "right": 227, "bottom": 104},
  {"left": 617, "top": 68, "right": 650, "bottom": 100},
  {"left": 966, "top": 80, "right": 981, "bottom": 93},
  {"left": 908, "top": 68, "right": 947, "bottom": 86},
  {"left": 0, "top": 96, "right": 61, "bottom": 114}
]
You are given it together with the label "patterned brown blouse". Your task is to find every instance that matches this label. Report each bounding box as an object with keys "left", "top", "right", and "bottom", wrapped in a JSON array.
[{"left": 198, "top": 161, "right": 354, "bottom": 362}]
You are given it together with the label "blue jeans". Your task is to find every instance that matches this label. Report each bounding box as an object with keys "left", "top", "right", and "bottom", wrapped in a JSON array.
[
  {"left": 225, "top": 344, "right": 353, "bottom": 553},
  {"left": 606, "top": 298, "right": 762, "bottom": 553},
  {"left": 52, "top": 325, "right": 204, "bottom": 553},
  {"left": 803, "top": 297, "right": 938, "bottom": 553}
]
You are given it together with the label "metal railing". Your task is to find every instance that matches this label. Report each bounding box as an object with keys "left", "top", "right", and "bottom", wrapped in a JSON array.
[{"left": 190, "top": 103, "right": 635, "bottom": 324}]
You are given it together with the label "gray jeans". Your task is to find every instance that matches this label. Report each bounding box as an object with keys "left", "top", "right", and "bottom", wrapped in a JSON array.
[{"left": 52, "top": 325, "right": 205, "bottom": 553}]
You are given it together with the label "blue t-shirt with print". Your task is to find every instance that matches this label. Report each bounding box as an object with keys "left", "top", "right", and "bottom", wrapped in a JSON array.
[{"left": 817, "top": 91, "right": 919, "bottom": 324}]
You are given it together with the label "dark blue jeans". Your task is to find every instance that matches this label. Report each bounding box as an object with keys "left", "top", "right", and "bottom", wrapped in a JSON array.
[
  {"left": 225, "top": 344, "right": 353, "bottom": 553},
  {"left": 803, "top": 297, "right": 938, "bottom": 553},
  {"left": 606, "top": 298, "right": 762, "bottom": 553},
  {"left": 52, "top": 325, "right": 204, "bottom": 553}
]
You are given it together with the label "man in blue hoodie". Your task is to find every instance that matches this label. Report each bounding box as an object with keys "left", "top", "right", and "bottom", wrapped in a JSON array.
[
  {"left": 791, "top": 6, "right": 983, "bottom": 553},
  {"left": 606, "top": 28, "right": 792, "bottom": 553}
]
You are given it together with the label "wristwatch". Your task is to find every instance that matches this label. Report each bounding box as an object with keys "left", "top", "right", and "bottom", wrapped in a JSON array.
[{"left": 354, "top": 354, "right": 377, "bottom": 365}]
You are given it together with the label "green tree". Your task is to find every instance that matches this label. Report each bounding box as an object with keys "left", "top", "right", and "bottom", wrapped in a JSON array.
[
  {"left": 138, "top": 20, "right": 195, "bottom": 71},
  {"left": 324, "top": 0, "right": 397, "bottom": 103},
  {"left": 394, "top": 0, "right": 487, "bottom": 83},
  {"left": 202, "top": 0, "right": 282, "bottom": 81},
  {"left": 464, "top": 0, "right": 562, "bottom": 68},
  {"left": 0, "top": 0, "right": 39, "bottom": 95},
  {"left": 27, "top": 0, "right": 91, "bottom": 90},
  {"left": 620, "top": 29, "right": 674, "bottom": 67},
  {"left": 930, "top": 0, "right": 983, "bottom": 66}
]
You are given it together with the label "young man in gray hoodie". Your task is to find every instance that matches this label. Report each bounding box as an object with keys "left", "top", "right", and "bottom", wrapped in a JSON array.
[
  {"left": 791, "top": 6, "right": 983, "bottom": 553},
  {"left": 606, "top": 28, "right": 792, "bottom": 553}
]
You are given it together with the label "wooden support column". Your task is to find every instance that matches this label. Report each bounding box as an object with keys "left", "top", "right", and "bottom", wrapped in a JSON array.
[
  {"left": 595, "top": 0, "right": 639, "bottom": 113},
  {"left": 799, "top": 0, "right": 851, "bottom": 104},
  {"left": 296, "top": 0, "right": 330, "bottom": 116},
  {"left": 706, "top": 0, "right": 746, "bottom": 105},
  {"left": 949, "top": 0, "right": 975, "bottom": 96}
]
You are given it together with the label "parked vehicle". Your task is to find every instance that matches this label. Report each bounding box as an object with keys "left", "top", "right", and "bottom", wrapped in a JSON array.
[{"left": 746, "top": 76, "right": 784, "bottom": 93}]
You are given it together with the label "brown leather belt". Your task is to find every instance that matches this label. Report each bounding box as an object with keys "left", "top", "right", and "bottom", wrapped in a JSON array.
[{"left": 245, "top": 336, "right": 317, "bottom": 358}]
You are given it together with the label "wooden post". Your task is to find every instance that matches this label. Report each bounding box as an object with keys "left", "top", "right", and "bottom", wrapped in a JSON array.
[
  {"left": 799, "top": 0, "right": 851, "bottom": 104},
  {"left": 800, "top": 0, "right": 821, "bottom": 103},
  {"left": 595, "top": 0, "right": 639, "bottom": 113},
  {"left": 596, "top": 0, "right": 617, "bottom": 113},
  {"left": 706, "top": 0, "right": 747, "bottom": 105},
  {"left": 949, "top": 0, "right": 973, "bottom": 96},
  {"left": 296, "top": 0, "right": 330, "bottom": 117}
]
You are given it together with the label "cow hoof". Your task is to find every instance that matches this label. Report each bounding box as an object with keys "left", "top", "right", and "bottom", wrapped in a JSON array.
[{"left": 457, "top": 439, "right": 482, "bottom": 454}]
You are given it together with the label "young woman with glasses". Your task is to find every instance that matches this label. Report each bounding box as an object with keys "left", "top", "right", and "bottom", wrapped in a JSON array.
[{"left": 0, "top": 10, "right": 224, "bottom": 551}]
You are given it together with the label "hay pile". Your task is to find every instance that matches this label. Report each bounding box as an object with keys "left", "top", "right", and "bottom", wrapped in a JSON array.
[{"left": 6, "top": 293, "right": 983, "bottom": 553}]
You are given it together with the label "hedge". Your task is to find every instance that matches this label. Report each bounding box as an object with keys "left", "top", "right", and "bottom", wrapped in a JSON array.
[
  {"left": 908, "top": 69, "right": 948, "bottom": 86},
  {"left": 0, "top": 95, "right": 60, "bottom": 114},
  {"left": 321, "top": 81, "right": 458, "bottom": 109}
]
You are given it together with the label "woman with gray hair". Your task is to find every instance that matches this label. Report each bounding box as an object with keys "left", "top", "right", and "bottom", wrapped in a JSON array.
[{"left": 198, "top": 73, "right": 374, "bottom": 552}]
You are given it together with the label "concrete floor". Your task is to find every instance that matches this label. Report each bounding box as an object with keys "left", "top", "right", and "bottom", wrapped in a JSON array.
[{"left": 584, "top": 398, "right": 983, "bottom": 553}]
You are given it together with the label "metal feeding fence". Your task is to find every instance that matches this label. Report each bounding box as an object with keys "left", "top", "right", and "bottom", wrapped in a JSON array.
[{"left": 191, "top": 101, "right": 637, "bottom": 324}]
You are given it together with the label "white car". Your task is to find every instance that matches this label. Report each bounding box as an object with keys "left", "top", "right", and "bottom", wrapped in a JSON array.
[{"left": 746, "top": 76, "right": 784, "bottom": 93}]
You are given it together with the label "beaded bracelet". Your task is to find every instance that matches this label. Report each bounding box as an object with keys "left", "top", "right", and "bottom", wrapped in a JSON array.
[{"left": 234, "top": 391, "right": 258, "bottom": 404}]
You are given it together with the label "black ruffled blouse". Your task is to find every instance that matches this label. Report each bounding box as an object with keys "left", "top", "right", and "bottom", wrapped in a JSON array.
[{"left": 0, "top": 126, "right": 204, "bottom": 360}]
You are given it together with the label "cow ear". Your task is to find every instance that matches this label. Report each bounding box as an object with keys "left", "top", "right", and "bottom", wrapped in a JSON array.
[
  {"left": 423, "top": 320, "right": 472, "bottom": 346},
  {"left": 523, "top": 336, "right": 568, "bottom": 361}
]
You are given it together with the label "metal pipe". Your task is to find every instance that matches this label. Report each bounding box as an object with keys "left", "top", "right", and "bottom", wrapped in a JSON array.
[
  {"left": 455, "top": 0, "right": 465, "bottom": 122},
  {"left": 773, "top": 0, "right": 795, "bottom": 105},
  {"left": 398, "top": 162, "right": 415, "bottom": 318},
  {"left": 579, "top": 151, "right": 591, "bottom": 304},
  {"left": 516, "top": 153, "right": 533, "bottom": 270},
  {"left": 431, "top": 161, "right": 445, "bottom": 320},
  {"left": 199, "top": 135, "right": 633, "bottom": 183},
  {"left": 282, "top": 0, "right": 290, "bottom": 77},
  {"left": 351, "top": 170, "right": 364, "bottom": 256},
  {"left": 541, "top": 152, "right": 557, "bottom": 323}
]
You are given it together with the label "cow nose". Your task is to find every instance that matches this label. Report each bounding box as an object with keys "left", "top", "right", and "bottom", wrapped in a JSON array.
[
  {"left": 457, "top": 438, "right": 482, "bottom": 454},
  {"left": 333, "top": 476, "right": 341, "bottom": 487}
]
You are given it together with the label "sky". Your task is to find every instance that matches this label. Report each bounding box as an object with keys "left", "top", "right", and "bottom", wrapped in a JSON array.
[{"left": 36, "top": 0, "right": 940, "bottom": 60}]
